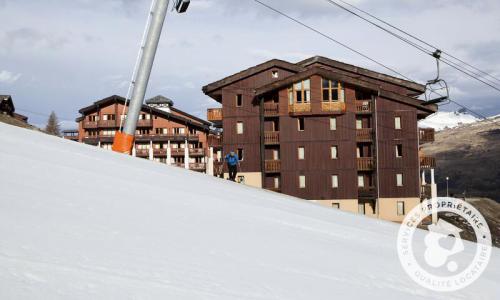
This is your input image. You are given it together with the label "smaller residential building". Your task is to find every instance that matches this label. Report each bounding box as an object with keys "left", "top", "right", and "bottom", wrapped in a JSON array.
[
  {"left": 0, "top": 95, "right": 29, "bottom": 123},
  {"left": 73, "top": 95, "right": 215, "bottom": 173}
]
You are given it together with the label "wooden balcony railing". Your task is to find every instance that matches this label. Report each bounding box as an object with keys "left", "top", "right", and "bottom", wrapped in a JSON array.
[
  {"left": 171, "top": 148, "right": 185, "bottom": 156},
  {"left": 420, "top": 156, "right": 436, "bottom": 169},
  {"left": 264, "top": 131, "right": 280, "bottom": 145},
  {"left": 189, "top": 163, "right": 206, "bottom": 170},
  {"left": 419, "top": 128, "right": 435, "bottom": 144},
  {"left": 153, "top": 148, "right": 168, "bottom": 156},
  {"left": 321, "top": 101, "right": 346, "bottom": 113},
  {"left": 135, "top": 149, "right": 149, "bottom": 157},
  {"left": 288, "top": 102, "right": 311, "bottom": 114},
  {"left": 83, "top": 121, "right": 98, "bottom": 129},
  {"left": 189, "top": 148, "right": 205, "bottom": 156},
  {"left": 356, "top": 101, "right": 372, "bottom": 113},
  {"left": 421, "top": 184, "right": 432, "bottom": 200},
  {"left": 208, "top": 135, "right": 222, "bottom": 148},
  {"left": 207, "top": 108, "right": 223, "bottom": 122},
  {"left": 98, "top": 120, "right": 117, "bottom": 128},
  {"left": 356, "top": 128, "right": 373, "bottom": 141},
  {"left": 265, "top": 160, "right": 281, "bottom": 173},
  {"left": 357, "top": 158, "right": 375, "bottom": 171},
  {"left": 264, "top": 102, "right": 279, "bottom": 116},
  {"left": 136, "top": 119, "right": 153, "bottom": 127}
]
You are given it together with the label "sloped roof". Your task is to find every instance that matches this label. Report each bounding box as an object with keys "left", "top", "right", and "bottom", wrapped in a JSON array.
[
  {"left": 77, "top": 95, "right": 211, "bottom": 129},
  {"left": 202, "top": 59, "right": 304, "bottom": 95},
  {"left": 255, "top": 66, "right": 436, "bottom": 114}
]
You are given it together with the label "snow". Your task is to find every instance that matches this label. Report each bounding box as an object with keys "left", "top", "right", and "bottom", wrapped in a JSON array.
[
  {"left": 419, "top": 111, "right": 479, "bottom": 131},
  {"left": 0, "top": 122, "right": 499, "bottom": 299}
]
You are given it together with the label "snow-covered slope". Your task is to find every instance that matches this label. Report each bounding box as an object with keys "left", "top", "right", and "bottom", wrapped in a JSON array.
[
  {"left": 0, "top": 123, "right": 498, "bottom": 299},
  {"left": 419, "top": 111, "right": 479, "bottom": 131}
]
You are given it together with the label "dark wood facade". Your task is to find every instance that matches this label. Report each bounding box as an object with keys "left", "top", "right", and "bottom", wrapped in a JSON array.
[{"left": 204, "top": 56, "right": 437, "bottom": 218}]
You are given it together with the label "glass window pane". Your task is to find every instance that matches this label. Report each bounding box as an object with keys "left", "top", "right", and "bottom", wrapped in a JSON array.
[
  {"left": 322, "top": 78, "right": 330, "bottom": 89},
  {"left": 296, "top": 91, "right": 302, "bottom": 103},
  {"left": 323, "top": 90, "right": 330, "bottom": 102},
  {"left": 294, "top": 82, "right": 302, "bottom": 90},
  {"left": 305, "top": 90, "right": 311, "bottom": 102},
  {"left": 330, "top": 117, "right": 337, "bottom": 130},
  {"left": 358, "top": 175, "right": 365, "bottom": 187},
  {"left": 303, "top": 79, "right": 310, "bottom": 90},
  {"left": 332, "top": 90, "right": 339, "bottom": 101}
]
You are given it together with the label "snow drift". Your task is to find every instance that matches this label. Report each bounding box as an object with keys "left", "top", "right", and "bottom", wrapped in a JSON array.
[{"left": 0, "top": 123, "right": 498, "bottom": 299}]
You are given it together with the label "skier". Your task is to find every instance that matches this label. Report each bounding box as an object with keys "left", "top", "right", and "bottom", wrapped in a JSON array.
[{"left": 225, "top": 151, "right": 240, "bottom": 182}]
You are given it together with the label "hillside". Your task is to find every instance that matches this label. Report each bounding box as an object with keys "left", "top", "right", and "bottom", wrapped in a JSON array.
[
  {"left": 422, "top": 116, "right": 500, "bottom": 202},
  {"left": 419, "top": 111, "right": 479, "bottom": 131},
  {"left": 0, "top": 122, "right": 499, "bottom": 299}
]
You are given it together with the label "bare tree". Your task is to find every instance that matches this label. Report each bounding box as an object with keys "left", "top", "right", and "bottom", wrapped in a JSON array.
[{"left": 45, "top": 111, "right": 61, "bottom": 136}]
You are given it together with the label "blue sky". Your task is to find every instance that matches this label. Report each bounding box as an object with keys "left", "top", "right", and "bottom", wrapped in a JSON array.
[{"left": 1, "top": 0, "right": 499, "bottom": 128}]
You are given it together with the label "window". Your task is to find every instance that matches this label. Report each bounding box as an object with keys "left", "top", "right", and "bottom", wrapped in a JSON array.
[
  {"left": 298, "top": 118, "right": 305, "bottom": 131},
  {"left": 274, "top": 177, "right": 280, "bottom": 189},
  {"left": 396, "top": 144, "right": 403, "bottom": 158},
  {"left": 330, "top": 117, "right": 337, "bottom": 131},
  {"left": 236, "top": 94, "right": 243, "bottom": 107},
  {"left": 272, "top": 149, "right": 279, "bottom": 160},
  {"left": 298, "top": 147, "right": 305, "bottom": 160},
  {"left": 156, "top": 128, "right": 168, "bottom": 134},
  {"left": 396, "top": 173, "right": 404, "bottom": 186},
  {"left": 332, "top": 175, "right": 339, "bottom": 188},
  {"left": 322, "top": 78, "right": 345, "bottom": 102},
  {"left": 299, "top": 175, "right": 306, "bottom": 189},
  {"left": 397, "top": 201, "right": 405, "bottom": 216},
  {"left": 272, "top": 70, "right": 279, "bottom": 78},
  {"left": 356, "top": 119, "right": 363, "bottom": 129},
  {"left": 288, "top": 79, "right": 311, "bottom": 104},
  {"left": 358, "top": 175, "right": 365, "bottom": 188},
  {"left": 236, "top": 121, "right": 244, "bottom": 134},
  {"left": 395, "top": 116, "right": 402, "bottom": 130},
  {"left": 173, "top": 128, "right": 185, "bottom": 135},
  {"left": 332, "top": 203, "right": 340, "bottom": 209},
  {"left": 237, "top": 148, "right": 244, "bottom": 161},
  {"left": 331, "top": 146, "right": 338, "bottom": 159},
  {"left": 358, "top": 202, "right": 366, "bottom": 215}
]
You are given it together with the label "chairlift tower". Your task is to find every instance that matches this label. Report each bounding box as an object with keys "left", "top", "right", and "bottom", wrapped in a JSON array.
[{"left": 113, "top": 0, "right": 190, "bottom": 154}]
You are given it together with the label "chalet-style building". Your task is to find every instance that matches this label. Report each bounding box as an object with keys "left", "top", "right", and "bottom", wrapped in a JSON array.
[
  {"left": 72, "top": 95, "right": 213, "bottom": 172},
  {"left": 0, "top": 95, "right": 29, "bottom": 123},
  {"left": 203, "top": 56, "right": 437, "bottom": 222}
]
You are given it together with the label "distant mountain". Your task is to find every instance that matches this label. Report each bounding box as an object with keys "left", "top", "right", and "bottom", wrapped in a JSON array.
[
  {"left": 422, "top": 115, "right": 500, "bottom": 202},
  {"left": 419, "top": 110, "right": 480, "bottom": 131}
]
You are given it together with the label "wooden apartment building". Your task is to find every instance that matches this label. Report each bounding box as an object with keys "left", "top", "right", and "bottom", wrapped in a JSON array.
[
  {"left": 70, "top": 95, "right": 213, "bottom": 172},
  {"left": 203, "top": 56, "right": 437, "bottom": 222}
]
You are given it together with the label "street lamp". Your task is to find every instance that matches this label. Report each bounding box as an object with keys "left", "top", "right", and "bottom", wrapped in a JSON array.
[
  {"left": 112, "top": 0, "right": 190, "bottom": 154},
  {"left": 446, "top": 176, "right": 449, "bottom": 197}
]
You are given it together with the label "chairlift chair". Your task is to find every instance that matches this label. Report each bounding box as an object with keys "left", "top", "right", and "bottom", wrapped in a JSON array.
[{"left": 424, "top": 50, "right": 450, "bottom": 106}]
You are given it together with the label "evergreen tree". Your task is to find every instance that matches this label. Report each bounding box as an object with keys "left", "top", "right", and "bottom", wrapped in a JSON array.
[{"left": 45, "top": 111, "right": 61, "bottom": 136}]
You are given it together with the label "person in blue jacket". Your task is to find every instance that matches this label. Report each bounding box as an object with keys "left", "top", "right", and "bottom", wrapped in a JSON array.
[{"left": 225, "top": 151, "right": 240, "bottom": 182}]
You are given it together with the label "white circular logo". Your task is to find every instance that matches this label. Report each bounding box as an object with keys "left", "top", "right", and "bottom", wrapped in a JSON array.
[{"left": 397, "top": 197, "right": 492, "bottom": 292}]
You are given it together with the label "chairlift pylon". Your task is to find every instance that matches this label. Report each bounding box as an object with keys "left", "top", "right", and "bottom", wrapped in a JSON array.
[{"left": 425, "top": 50, "right": 450, "bottom": 106}]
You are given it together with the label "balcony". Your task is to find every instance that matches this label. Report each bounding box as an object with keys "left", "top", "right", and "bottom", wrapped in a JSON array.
[
  {"left": 153, "top": 148, "right": 168, "bottom": 156},
  {"left": 288, "top": 103, "right": 311, "bottom": 115},
  {"left": 420, "top": 156, "right": 436, "bottom": 169},
  {"left": 358, "top": 187, "right": 376, "bottom": 199},
  {"left": 264, "top": 102, "right": 279, "bottom": 116},
  {"left": 135, "top": 149, "right": 149, "bottom": 157},
  {"left": 265, "top": 160, "right": 281, "bottom": 173},
  {"left": 171, "top": 148, "right": 185, "bottom": 156},
  {"left": 98, "top": 120, "right": 118, "bottom": 128},
  {"left": 189, "top": 148, "right": 205, "bottom": 156},
  {"left": 207, "top": 108, "right": 223, "bottom": 122},
  {"left": 136, "top": 119, "right": 153, "bottom": 128},
  {"left": 83, "top": 121, "right": 98, "bottom": 129},
  {"left": 356, "top": 128, "right": 373, "bottom": 141},
  {"left": 321, "top": 101, "right": 346, "bottom": 114},
  {"left": 357, "top": 157, "right": 375, "bottom": 171},
  {"left": 82, "top": 136, "right": 99, "bottom": 145},
  {"left": 189, "top": 163, "right": 206, "bottom": 171},
  {"left": 419, "top": 128, "right": 435, "bottom": 144},
  {"left": 264, "top": 131, "right": 280, "bottom": 145},
  {"left": 137, "top": 134, "right": 200, "bottom": 142},
  {"left": 356, "top": 101, "right": 372, "bottom": 113},
  {"left": 208, "top": 135, "right": 222, "bottom": 148}
]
